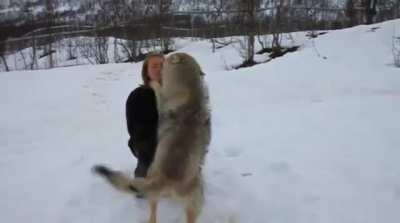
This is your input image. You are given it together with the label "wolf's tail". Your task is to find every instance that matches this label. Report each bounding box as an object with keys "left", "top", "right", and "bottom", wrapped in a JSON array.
[{"left": 92, "top": 165, "right": 157, "bottom": 194}]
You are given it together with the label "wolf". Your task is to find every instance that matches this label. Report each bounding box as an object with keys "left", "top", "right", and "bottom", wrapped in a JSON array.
[{"left": 93, "top": 52, "right": 211, "bottom": 223}]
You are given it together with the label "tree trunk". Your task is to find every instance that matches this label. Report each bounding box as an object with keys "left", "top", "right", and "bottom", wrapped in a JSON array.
[
  {"left": 247, "top": 0, "right": 256, "bottom": 63},
  {"left": 31, "top": 34, "right": 37, "bottom": 70},
  {"left": 1, "top": 55, "right": 9, "bottom": 72},
  {"left": 365, "top": 0, "right": 377, "bottom": 25},
  {"left": 46, "top": 0, "right": 55, "bottom": 69}
]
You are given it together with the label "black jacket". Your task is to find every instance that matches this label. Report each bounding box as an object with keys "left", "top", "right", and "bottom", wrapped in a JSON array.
[{"left": 126, "top": 85, "right": 158, "bottom": 166}]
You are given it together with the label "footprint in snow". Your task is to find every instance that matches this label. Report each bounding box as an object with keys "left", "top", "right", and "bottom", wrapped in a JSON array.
[
  {"left": 91, "top": 92, "right": 101, "bottom": 97},
  {"left": 267, "top": 161, "right": 291, "bottom": 174},
  {"left": 394, "top": 186, "right": 400, "bottom": 200},
  {"left": 311, "top": 98, "right": 324, "bottom": 103},
  {"left": 224, "top": 146, "right": 242, "bottom": 158}
]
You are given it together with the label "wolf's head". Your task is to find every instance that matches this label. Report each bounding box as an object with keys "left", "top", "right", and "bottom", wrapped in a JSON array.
[{"left": 160, "top": 53, "right": 204, "bottom": 110}]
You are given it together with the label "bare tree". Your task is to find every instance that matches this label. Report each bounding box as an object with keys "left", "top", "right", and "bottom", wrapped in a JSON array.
[
  {"left": 207, "top": 0, "right": 224, "bottom": 53},
  {"left": 19, "top": 49, "right": 28, "bottom": 69},
  {"left": 365, "top": 0, "right": 378, "bottom": 24},
  {"left": 0, "top": 40, "right": 9, "bottom": 71},
  {"left": 118, "top": 39, "right": 145, "bottom": 62},
  {"left": 26, "top": 6, "right": 38, "bottom": 70},
  {"left": 0, "top": 55, "right": 9, "bottom": 71},
  {"left": 375, "top": 0, "right": 399, "bottom": 22},
  {"left": 30, "top": 32, "right": 38, "bottom": 69},
  {"left": 393, "top": 35, "right": 400, "bottom": 67},
  {"left": 45, "top": 0, "right": 57, "bottom": 69},
  {"left": 159, "top": 0, "right": 173, "bottom": 53},
  {"left": 237, "top": 0, "right": 260, "bottom": 65},
  {"left": 110, "top": 0, "right": 126, "bottom": 62},
  {"left": 78, "top": 36, "right": 109, "bottom": 65},
  {"left": 66, "top": 38, "right": 77, "bottom": 60},
  {"left": 345, "top": 0, "right": 358, "bottom": 26},
  {"left": 269, "top": 0, "right": 287, "bottom": 54},
  {"left": 94, "top": 36, "right": 109, "bottom": 64},
  {"left": 111, "top": 0, "right": 148, "bottom": 62},
  {"left": 0, "top": 25, "right": 9, "bottom": 71},
  {"left": 78, "top": 37, "right": 94, "bottom": 65}
]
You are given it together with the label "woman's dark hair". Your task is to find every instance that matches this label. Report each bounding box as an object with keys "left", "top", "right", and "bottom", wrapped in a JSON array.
[{"left": 141, "top": 52, "right": 164, "bottom": 86}]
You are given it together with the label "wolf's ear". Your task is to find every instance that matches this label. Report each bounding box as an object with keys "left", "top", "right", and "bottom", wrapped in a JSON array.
[{"left": 170, "top": 54, "right": 184, "bottom": 64}]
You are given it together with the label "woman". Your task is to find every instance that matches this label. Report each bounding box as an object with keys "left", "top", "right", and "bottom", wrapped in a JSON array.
[{"left": 126, "top": 52, "right": 164, "bottom": 178}]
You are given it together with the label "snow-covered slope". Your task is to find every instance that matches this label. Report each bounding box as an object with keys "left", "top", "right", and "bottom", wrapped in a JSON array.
[{"left": 1, "top": 19, "right": 400, "bottom": 223}]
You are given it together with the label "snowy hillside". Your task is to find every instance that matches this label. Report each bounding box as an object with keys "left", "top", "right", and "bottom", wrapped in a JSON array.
[{"left": 1, "top": 19, "right": 400, "bottom": 223}]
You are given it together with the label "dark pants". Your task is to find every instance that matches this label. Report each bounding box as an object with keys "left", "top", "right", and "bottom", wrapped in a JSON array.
[{"left": 128, "top": 138, "right": 156, "bottom": 178}]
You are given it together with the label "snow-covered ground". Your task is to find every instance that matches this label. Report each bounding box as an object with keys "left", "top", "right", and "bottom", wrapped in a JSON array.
[{"left": 1, "top": 19, "right": 400, "bottom": 223}]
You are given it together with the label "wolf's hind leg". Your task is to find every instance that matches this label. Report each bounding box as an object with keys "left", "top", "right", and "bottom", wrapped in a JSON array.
[
  {"left": 148, "top": 197, "right": 159, "bottom": 223},
  {"left": 184, "top": 184, "right": 204, "bottom": 223}
]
